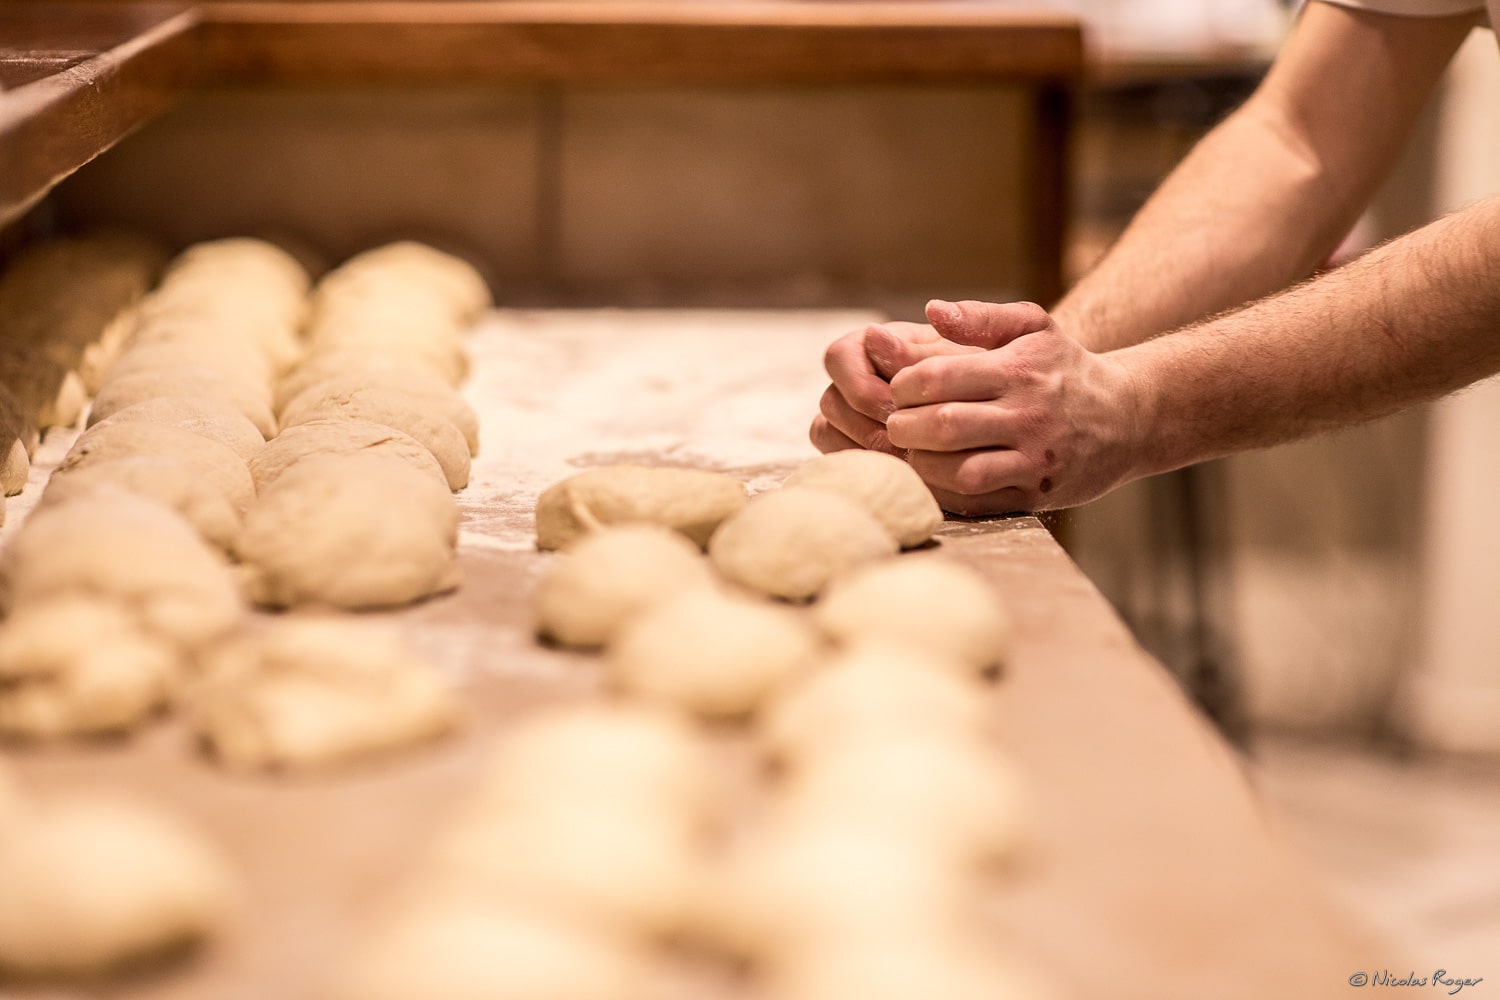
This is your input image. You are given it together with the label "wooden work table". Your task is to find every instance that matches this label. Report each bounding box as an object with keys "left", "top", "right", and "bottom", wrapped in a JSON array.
[{"left": 2, "top": 308, "right": 1390, "bottom": 999}]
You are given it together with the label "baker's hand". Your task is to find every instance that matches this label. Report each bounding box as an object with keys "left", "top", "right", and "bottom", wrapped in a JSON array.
[
  {"left": 886, "top": 299, "right": 1143, "bottom": 514},
  {"left": 809, "top": 320, "right": 982, "bottom": 456}
]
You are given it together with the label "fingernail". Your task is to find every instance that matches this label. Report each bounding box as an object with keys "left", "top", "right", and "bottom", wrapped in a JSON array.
[{"left": 926, "top": 300, "right": 962, "bottom": 328}]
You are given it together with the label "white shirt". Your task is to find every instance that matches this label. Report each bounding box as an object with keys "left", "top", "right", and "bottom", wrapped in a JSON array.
[{"left": 1318, "top": 0, "right": 1494, "bottom": 28}]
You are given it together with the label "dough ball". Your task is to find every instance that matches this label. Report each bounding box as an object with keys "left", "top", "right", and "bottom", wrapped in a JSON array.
[
  {"left": 43, "top": 455, "right": 243, "bottom": 554},
  {"left": 698, "top": 826, "right": 973, "bottom": 961},
  {"left": 275, "top": 349, "right": 467, "bottom": 416},
  {"left": 783, "top": 450, "right": 943, "bottom": 548},
  {"left": 774, "top": 739, "right": 1029, "bottom": 863},
  {"left": 189, "top": 616, "right": 457, "bottom": 770},
  {"left": 0, "top": 383, "right": 40, "bottom": 458},
  {"left": 535, "top": 525, "right": 714, "bottom": 648},
  {"left": 0, "top": 595, "right": 180, "bottom": 739},
  {"left": 91, "top": 395, "right": 266, "bottom": 463},
  {"left": 59, "top": 420, "right": 256, "bottom": 514},
  {"left": 0, "top": 438, "right": 27, "bottom": 498},
  {"left": 0, "top": 793, "right": 233, "bottom": 978},
  {"left": 814, "top": 554, "right": 1011, "bottom": 674},
  {"left": 315, "top": 241, "right": 491, "bottom": 324},
  {"left": 282, "top": 370, "right": 480, "bottom": 455},
  {"left": 768, "top": 940, "right": 1054, "bottom": 1000},
  {"left": 472, "top": 702, "right": 712, "bottom": 824},
  {"left": 535, "top": 465, "right": 747, "bottom": 551},
  {"left": 758, "top": 643, "right": 993, "bottom": 765},
  {"left": 161, "top": 236, "right": 310, "bottom": 302},
  {"left": 305, "top": 327, "right": 470, "bottom": 385},
  {"left": 89, "top": 367, "right": 276, "bottom": 439},
  {"left": 3, "top": 489, "right": 242, "bottom": 651},
  {"left": 0, "top": 345, "right": 85, "bottom": 429},
  {"left": 236, "top": 452, "right": 459, "bottom": 610},
  {"left": 279, "top": 385, "right": 470, "bottom": 490},
  {"left": 106, "top": 335, "right": 275, "bottom": 392},
  {"left": 322, "top": 895, "right": 647, "bottom": 1000},
  {"left": 249, "top": 418, "right": 448, "bottom": 495},
  {"left": 608, "top": 588, "right": 821, "bottom": 720},
  {"left": 707, "top": 487, "right": 897, "bottom": 600}
]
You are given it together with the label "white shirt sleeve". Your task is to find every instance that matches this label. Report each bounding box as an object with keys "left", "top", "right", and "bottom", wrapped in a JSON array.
[{"left": 1316, "top": 0, "right": 1486, "bottom": 15}]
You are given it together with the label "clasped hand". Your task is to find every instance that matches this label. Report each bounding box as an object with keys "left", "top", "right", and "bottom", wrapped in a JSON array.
[{"left": 809, "top": 299, "right": 1140, "bottom": 514}]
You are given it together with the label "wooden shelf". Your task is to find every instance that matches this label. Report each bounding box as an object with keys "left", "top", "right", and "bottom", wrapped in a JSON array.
[{"left": 0, "top": 1, "right": 1083, "bottom": 239}]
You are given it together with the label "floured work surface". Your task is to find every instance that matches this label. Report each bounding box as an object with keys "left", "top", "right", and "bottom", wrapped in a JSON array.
[{"left": 1, "top": 309, "right": 1386, "bottom": 1000}]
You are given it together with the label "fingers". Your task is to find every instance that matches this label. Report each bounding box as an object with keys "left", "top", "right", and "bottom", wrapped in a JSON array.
[
  {"left": 886, "top": 401, "right": 1023, "bottom": 453},
  {"left": 907, "top": 447, "right": 1047, "bottom": 511},
  {"left": 809, "top": 414, "right": 860, "bottom": 454},
  {"left": 926, "top": 483, "right": 1035, "bottom": 517},
  {"left": 889, "top": 351, "right": 1018, "bottom": 408},
  {"left": 926, "top": 299, "right": 1051, "bottom": 349},
  {"left": 816, "top": 385, "right": 898, "bottom": 455},
  {"left": 823, "top": 326, "right": 895, "bottom": 421}
]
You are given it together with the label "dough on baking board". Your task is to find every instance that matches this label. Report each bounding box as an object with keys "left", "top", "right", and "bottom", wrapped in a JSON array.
[
  {"left": 813, "top": 553, "right": 1011, "bottom": 675},
  {"left": 106, "top": 335, "right": 275, "bottom": 393},
  {"left": 42, "top": 455, "right": 243, "bottom": 554},
  {"left": 0, "top": 595, "right": 179, "bottom": 739},
  {"left": 534, "top": 465, "right": 748, "bottom": 551},
  {"left": 534, "top": 524, "right": 714, "bottom": 649},
  {"left": 707, "top": 487, "right": 897, "bottom": 600},
  {"left": 782, "top": 449, "right": 943, "bottom": 548},
  {"left": 607, "top": 588, "right": 822, "bottom": 720},
  {"left": 60, "top": 421, "right": 256, "bottom": 515},
  {"left": 189, "top": 616, "right": 457, "bottom": 770},
  {"left": 313, "top": 240, "right": 492, "bottom": 325},
  {"left": 92, "top": 395, "right": 266, "bottom": 463},
  {"left": 278, "top": 368, "right": 480, "bottom": 455},
  {"left": 89, "top": 368, "right": 277, "bottom": 439},
  {"left": 321, "top": 895, "right": 648, "bottom": 1000},
  {"left": 248, "top": 418, "right": 448, "bottom": 495},
  {"left": 236, "top": 452, "right": 459, "bottom": 610},
  {"left": 3, "top": 489, "right": 242, "bottom": 652},
  {"left": 0, "top": 792, "right": 234, "bottom": 979},
  {"left": 278, "top": 386, "right": 470, "bottom": 490}
]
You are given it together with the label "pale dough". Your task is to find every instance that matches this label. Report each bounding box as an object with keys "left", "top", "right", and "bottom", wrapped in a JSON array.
[
  {"left": 189, "top": 615, "right": 458, "bottom": 770},
  {"left": 0, "top": 792, "right": 233, "bottom": 978},
  {"left": 236, "top": 452, "right": 459, "bottom": 610},
  {"left": 59, "top": 421, "right": 256, "bottom": 514},
  {"left": 607, "top": 588, "right": 822, "bottom": 719},
  {"left": 275, "top": 349, "right": 464, "bottom": 417},
  {"left": 313, "top": 240, "right": 491, "bottom": 324},
  {"left": 0, "top": 595, "right": 179, "bottom": 739},
  {"left": 89, "top": 367, "right": 277, "bottom": 439},
  {"left": 707, "top": 487, "right": 897, "bottom": 600},
  {"left": 534, "top": 465, "right": 748, "bottom": 551},
  {"left": 92, "top": 395, "right": 266, "bottom": 463},
  {"left": 303, "top": 327, "right": 469, "bottom": 385},
  {"left": 782, "top": 450, "right": 943, "bottom": 548},
  {"left": 42, "top": 455, "right": 243, "bottom": 554},
  {"left": 768, "top": 940, "right": 1055, "bottom": 1000},
  {"left": 277, "top": 367, "right": 479, "bottom": 455},
  {"left": 0, "top": 438, "right": 26, "bottom": 497},
  {"left": 278, "top": 385, "right": 470, "bottom": 490},
  {"left": 758, "top": 642, "right": 994, "bottom": 765},
  {"left": 321, "top": 895, "right": 647, "bottom": 1000},
  {"left": 534, "top": 524, "right": 714, "bottom": 648},
  {"left": 813, "top": 553, "right": 1011, "bottom": 674},
  {"left": 106, "top": 335, "right": 275, "bottom": 392},
  {"left": 248, "top": 418, "right": 448, "bottom": 495},
  {"left": 3, "top": 489, "right": 243, "bottom": 651}
]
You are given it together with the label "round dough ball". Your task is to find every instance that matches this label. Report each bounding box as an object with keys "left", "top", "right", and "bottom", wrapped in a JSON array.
[
  {"left": 281, "top": 369, "right": 480, "bottom": 455},
  {"left": 0, "top": 595, "right": 180, "bottom": 739},
  {"left": 783, "top": 450, "right": 943, "bottom": 548},
  {"left": 106, "top": 335, "right": 275, "bottom": 392},
  {"left": 279, "top": 385, "right": 470, "bottom": 490},
  {"left": 249, "top": 418, "right": 448, "bottom": 495},
  {"left": 59, "top": 421, "right": 256, "bottom": 515},
  {"left": 162, "top": 236, "right": 310, "bottom": 300},
  {"left": 607, "top": 588, "right": 821, "bottom": 720},
  {"left": 315, "top": 241, "right": 491, "bottom": 324},
  {"left": 236, "top": 452, "right": 459, "bottom": 610},
  {"left": 275, "top": 349, "right": 464, "bottom": 416},
  {"left": 814, "top": 554, "right": 1011, "bottom": 674},
  {"left": 768, "top": 941, "right": 1054, "bottom": 1000},
  {"left": 708, "top": 487, "right": 897, "bottom": 600},
  {"left": 42, "top": 455, "right": 243, "bottom": 554},
  {"left": 322, "top": 896, "right": 647, "bottom": 1000},
  {"left": 759, "top": 643, "right": 993, "bottom": 765},
  {"left": 535, "top": 465, "right": 748, "bottom": 551},
  {"left": 0, "top": 793, "right": 233, "bottom": 977},
  {"left": 535, "top": 524, "right": 714, "bottom": 648},
  {"left": 472, "top": 702, "right": 712, "bottom": 824},
  {"left": 89, "top": 367, "right": 277, "bottom": 439},
  {"left": 305, "top": 327, "right": 469, "bottom": 385},
  {"left": 775, "top": 739, "right": 1029, "bottom": 863},
  {"left": 92, "top": 395, "right": 266, "bottom": 463},
  {"left": 189, "top": 616, "right": 457, "bottom": 770},
  {"left": 4, "top": 489, "right": 243, "bottom": 651},
  {"left": 0, "top": 438, "right": 27, "bottom": 498},
  {"left": 699, "top": 826, "right": 973, "bottom": 961},
  {"left": 135, "top": 294, "right": 303, "bottom": 375}
]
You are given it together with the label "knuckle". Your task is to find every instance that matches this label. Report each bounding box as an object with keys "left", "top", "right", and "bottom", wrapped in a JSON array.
[{"left": 930, "top": 404, "right": 963, "bottom": 450}]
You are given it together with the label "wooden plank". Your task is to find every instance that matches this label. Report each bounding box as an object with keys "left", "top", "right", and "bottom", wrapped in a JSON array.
[
  {"left": 1, "top": 308, "right": 1390, "bottom": 999},
  {"left": 199, "top": 1, "right": 1083, "bottom": 86},
  {"left": 0, "top": 3, "right": 199, "bottom": 230}
]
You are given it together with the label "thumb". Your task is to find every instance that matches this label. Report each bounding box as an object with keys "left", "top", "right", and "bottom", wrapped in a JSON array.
[
  {"left": 865, "top": 326, "right": 919, "bottom": 382},
  {"left": 926, "top": 299, "right": 1052, "bottom": 349}
]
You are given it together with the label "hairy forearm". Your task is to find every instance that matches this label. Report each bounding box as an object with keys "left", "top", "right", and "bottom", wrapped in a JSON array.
[{"left": 1120, "top": 195, "right": 1500, "bottom": 479}]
